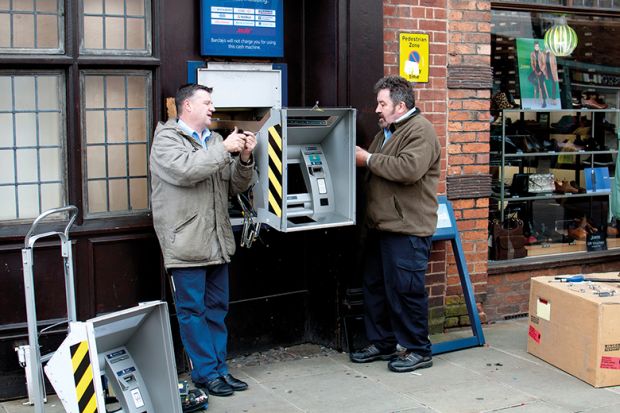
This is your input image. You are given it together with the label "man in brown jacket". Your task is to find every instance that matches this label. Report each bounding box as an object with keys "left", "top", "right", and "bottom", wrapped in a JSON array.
[
  {"left": 150, "top": 84, "right": 255, "bottom": 396},
  {"left": 351, "top": 76, "right": 440, "bottom": 372}
]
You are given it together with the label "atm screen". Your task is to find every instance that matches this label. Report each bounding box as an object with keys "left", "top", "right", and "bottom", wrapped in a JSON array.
[{"left": 287, "top": 163, "right": 308, "bottom": 194}]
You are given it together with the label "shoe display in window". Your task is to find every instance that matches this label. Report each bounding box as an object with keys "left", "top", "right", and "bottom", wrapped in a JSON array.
[
  {"left": 568, "top": 217, "right": 599, "bottom": 241},
  {"left": 581, "top": 95, "right": 608, "bottom": 110},
  {"left": 554, "top": 180, "right": 583, "bottom": 194}
]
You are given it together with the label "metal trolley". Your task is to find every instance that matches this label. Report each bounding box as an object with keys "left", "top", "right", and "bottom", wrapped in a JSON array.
[{"left": 15, "top": 205, "right": 79, "bottom": 413}]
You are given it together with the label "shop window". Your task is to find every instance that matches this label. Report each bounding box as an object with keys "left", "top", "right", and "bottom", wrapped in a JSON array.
[
  {"left": 0, "top": 1, "right": 156, "bottom": 226},
  {"left": 82, "top": 71, "right": 151, "bottom": 215},
  {"left": 495, "top": 1, "right": 620, "bottom": 11},
  {"left": 490, "top": 8, "right": 620, "bottom": 261},
  {"left": 0, "top": 72, "right": 65, "bottom": 220},
  {"left": 81, "top": 0, "right": 150, "bottom": 55},
  {"left": 0, "top": 0, "right": 63, "bottom": 53}
]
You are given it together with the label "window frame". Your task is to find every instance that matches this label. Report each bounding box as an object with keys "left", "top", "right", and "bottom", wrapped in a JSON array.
[
  {"left": 80, "top": 68, "right": 153, "bottom": 218},
  {"left": 0, "top": 0, "right": 66, "bottom": 54},
  {"left": 79, "top": 0, "right": 153, "bottom": 56},
  {"left": 0, "top": 0, "right": 161, "bottom": 234},
  {"left": 0, "top": 69, "right": 69, "bottom": 223}
]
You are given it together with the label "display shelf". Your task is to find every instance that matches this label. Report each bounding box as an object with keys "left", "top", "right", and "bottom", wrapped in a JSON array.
[
  {"left": 505, "top": 150, "right": 618, "bottom": 158},
  {"left": 490, "top": 108, "right": 620, "bottom": 262},
  {"left": 492, "top": 192, "right": 610, "bottom": 203}
]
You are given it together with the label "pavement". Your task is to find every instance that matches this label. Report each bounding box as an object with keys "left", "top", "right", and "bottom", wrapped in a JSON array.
[{"left": 3, "top": 318, "right": 620, "bottom": 413}]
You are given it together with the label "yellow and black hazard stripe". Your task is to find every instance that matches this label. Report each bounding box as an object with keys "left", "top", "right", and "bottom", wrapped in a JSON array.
[
  {"left": 71, "top": 341, "right": 97, "bottom": 413},
  {"left": 267, "top": 125, "right": 283, "bottom": 217}
]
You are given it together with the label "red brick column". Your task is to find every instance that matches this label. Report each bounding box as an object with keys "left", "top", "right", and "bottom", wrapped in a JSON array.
[{"left": 445, "top": 0, "right": 492, "bottom": 327}]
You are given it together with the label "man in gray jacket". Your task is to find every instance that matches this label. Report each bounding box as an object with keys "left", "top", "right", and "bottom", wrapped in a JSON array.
[
  {"left": 150, "top": 83, "right": 255, "bottom": 396},
  {"left": 351, "top": 75, "right": 440, "bottom": 372}
]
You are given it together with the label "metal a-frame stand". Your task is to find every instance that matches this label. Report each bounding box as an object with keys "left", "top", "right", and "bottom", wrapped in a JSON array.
[{"left": 431, "top": 196, "right": 485, "bottom": 354}]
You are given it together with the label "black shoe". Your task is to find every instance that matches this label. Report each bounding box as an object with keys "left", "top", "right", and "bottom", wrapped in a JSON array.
[
  {"left": 350, "top": 344, "right": 397, "bottom": 363},
  {"left": 222, "top": 374, "right": 248, "bottom": 391},
  {"left": 196, "top": 377, "right": 234, "bottom": 397},
  {"left": 388, "top": 352, "right": 433, "bottom": 373}
]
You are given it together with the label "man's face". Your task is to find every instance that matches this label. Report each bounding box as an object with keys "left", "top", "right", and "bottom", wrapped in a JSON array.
[
  {"left": 534, "top": 43, "right": 540, "bottom": 51},
  {"left": 184, "top": 89, "right": 215, "bottom": 131},
  {"left": 375, "top": 89, "right": 403, "bottom": 128}
]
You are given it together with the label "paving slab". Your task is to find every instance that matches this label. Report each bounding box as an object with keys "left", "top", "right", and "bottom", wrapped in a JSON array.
[{"left": 3, "top": 319, "right": 620, "bottom": 413}]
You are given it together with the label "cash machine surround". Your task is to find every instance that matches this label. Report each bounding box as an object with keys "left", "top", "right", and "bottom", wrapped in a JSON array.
[{"left": 197, "top": 63, "right": 356, "bottom": 233}]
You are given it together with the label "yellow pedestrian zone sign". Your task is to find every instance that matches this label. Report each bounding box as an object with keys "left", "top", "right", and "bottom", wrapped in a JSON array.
[{"left": 399, "top": 33, "right": 429, "bottom": 83}]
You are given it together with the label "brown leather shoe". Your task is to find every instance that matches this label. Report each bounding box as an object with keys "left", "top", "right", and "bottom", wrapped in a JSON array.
[
  {"left": 568, "top": 226, "right": 588, "bottom": 240},
  {"left": 561, "top": 181, "right": 579, "bottom": 194},
  {"left": 569, "top": 181, "right": 586, "bottom": 194},
  {"left": 581, "top": 97, "right": 608, "bottom": 109}
]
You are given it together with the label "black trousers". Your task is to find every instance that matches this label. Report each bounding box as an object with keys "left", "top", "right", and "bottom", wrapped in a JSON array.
[{"left": 362, "top": 230, "right": 432, "bottom": 356}]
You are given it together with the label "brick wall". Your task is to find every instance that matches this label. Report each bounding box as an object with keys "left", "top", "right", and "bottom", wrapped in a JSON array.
[
  {"left": 383, "top": 1, "right": 492, "bottom": 330},
  {"left": 486, "top": 258, "right": 620, "bottom": 321}
]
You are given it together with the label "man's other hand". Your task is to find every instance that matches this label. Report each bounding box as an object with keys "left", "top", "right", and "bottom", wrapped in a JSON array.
[
  {"left": 355, "top": 146, "right": 370, "bottom": 167},
  {"left": 240, "top": 131, "right": 257, "bottom": 162}
]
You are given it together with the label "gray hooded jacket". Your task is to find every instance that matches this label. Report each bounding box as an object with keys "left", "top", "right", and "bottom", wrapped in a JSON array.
[{"left": 150, "top": 119, "right": 254, "bottom": 269}]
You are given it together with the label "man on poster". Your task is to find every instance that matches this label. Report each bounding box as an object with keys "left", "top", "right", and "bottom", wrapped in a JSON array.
[
  {"left": 529, "top": 41, "right": 548, "bottom": 108},
  {"left": 517, "top": 38, "right": 562, "bottom": 110}
]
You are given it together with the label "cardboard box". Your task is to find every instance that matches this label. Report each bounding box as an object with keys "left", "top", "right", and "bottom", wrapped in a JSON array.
[{"left": 527, "top": 273, "right": 620, "bottom": 387}]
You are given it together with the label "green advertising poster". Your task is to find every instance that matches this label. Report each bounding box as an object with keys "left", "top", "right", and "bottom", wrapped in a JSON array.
[{"left": 516, "top": 38, "right": 562, "bottom": 110}]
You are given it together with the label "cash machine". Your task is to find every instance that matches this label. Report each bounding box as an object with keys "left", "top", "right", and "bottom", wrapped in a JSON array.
[{"left": 196, "top": 63, "right": 356, "bottom": 233}]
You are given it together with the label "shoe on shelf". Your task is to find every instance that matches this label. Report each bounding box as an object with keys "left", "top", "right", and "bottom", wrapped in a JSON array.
[
  {"left": 581, "top": 97, "right": 608, "bottom": 109},
  {"left": 196, "top": 377, "right": 234, "bottom": 397},
  {"left": 350, "top": 344, "right": 398, "bottom": 363},
  {"left": 221, "top": 374, "right": 248, "bottom": 391},
  {"left": 555, "top": 180, "right": 579, "bottom": 194},
  {"left": 568, "top": 226, "right": 588, "bottom": 240},
  {"left": 388, "top": 352, "right": 433, "bottom": 373},
  {"left": 569, "top": 181, "right": 586, "bottom": 194}
]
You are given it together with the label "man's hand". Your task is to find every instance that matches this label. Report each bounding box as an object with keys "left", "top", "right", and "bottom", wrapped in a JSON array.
[
  {"left": 240, "top": 131, "right": 257, "bottom": 163},
  {"left": 223, "top": 127, "right": 247, "bottom": 154},
  {"left": 355, "top": 146, "right": 370, "bottom": 167}
]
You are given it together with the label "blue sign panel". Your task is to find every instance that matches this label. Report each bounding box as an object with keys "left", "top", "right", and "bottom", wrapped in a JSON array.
[{"left": 201, "top": 0, "right": 284, "bottom": 57}]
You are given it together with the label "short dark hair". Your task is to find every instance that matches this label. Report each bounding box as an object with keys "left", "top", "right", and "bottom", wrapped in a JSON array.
[
  {"left": 175, "top": 83, "right": 213, "bottom": 116},
  {"left": 373, "top": 75, "right": 415, "bottom": 109}
]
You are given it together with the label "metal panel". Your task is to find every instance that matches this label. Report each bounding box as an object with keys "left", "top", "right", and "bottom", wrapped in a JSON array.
[{"left": 197, "top": 63, "right": 283, "bottom": 109}]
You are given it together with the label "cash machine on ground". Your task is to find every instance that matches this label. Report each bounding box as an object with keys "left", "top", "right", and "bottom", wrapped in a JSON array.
[
  {"left": 196, "top": 63, "right": 356, "bottom": 233},
  {"left": 45, "top": 301, "right": 182, "bottom": 413}
]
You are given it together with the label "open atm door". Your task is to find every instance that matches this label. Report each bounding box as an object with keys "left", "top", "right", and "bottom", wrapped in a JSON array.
[{"left": 253, "top": 107, "right": 356, "bottom": 232}]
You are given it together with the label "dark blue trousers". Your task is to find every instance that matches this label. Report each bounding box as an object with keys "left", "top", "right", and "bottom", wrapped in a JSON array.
[
  {"left": 363, "top": 230, "right": 432, "bottom": 356},
  {"left": 171, "top": 265, "right": 229, "bottom": 383}
]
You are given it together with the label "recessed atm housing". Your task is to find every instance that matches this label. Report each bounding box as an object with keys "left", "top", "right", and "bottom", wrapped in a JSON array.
[{"left": 197, "top": 63, "right": 356, "bottom": 232}]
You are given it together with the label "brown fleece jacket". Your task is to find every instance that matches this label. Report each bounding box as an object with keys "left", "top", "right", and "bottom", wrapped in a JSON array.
[{"left": 365, "top": 109, "right": 441, "bottom": 237}]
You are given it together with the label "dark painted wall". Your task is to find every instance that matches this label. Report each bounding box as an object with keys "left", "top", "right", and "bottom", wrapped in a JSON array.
[
  {"left": 160, "top": 0, "right": 383, "bottom": 353},
  {"left": 0, "top": 1, "right": 383, "bottom": 399}
]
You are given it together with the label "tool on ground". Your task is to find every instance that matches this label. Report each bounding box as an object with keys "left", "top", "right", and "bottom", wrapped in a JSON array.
[
  {"left": 554, "top": 274, "right": 620, "bottom": 283},
  {"left": 179, "top": 381, "right": 208, "bottom": 412}
]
